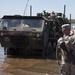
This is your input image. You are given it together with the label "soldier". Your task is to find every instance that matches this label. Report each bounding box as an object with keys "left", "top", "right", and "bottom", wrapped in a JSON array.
[
  {"left": 70, "top": 26, "right": 75, "bottom": 35},
  {"left": 57, "top": 24, "right": 72, "bottom": 75}
]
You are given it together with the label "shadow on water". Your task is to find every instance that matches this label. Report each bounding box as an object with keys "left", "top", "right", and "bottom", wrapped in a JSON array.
[
  {"left": 7, "top": 54, "right": 43, "bottom": 59},
  {"left": 7, "top": 50, "right": 57, "bottom": 60},
  {"left": 0, "top": 44, "right": 57, "bottom": 60}
]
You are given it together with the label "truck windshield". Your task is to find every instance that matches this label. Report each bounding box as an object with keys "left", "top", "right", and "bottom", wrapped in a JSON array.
[{"left": 2, "top": 19, "right": 44, "bottom": 28}]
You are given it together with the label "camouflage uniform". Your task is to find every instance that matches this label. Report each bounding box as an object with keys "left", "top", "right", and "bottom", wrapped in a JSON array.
[
  {"left": 57, "top": 24, "right": 75, "bottom": 75},
  {"left": 58, "top": 35, "right": 71, "bottom": 64},
  {"left": 58, "top": 35, "right": 71, "bottom": 75}
]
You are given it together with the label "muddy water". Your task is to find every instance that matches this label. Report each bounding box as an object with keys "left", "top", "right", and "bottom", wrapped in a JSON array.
[{"left": 0, "top": 46, "right": 61, "bottom": 75}]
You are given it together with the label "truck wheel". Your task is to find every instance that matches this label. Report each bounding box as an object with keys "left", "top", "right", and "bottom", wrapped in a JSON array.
[
  {"left": 53, "top": 42, "right": 57, "bottom": 51},
  {"left": 46, "top": 42, "right": 53, "bottom": 58},
  {"left": 7, "top": 48, "right": 14, "bottom": 55},
  {"left": 42, "top": 42, "right": 53, "bottom": 59}
]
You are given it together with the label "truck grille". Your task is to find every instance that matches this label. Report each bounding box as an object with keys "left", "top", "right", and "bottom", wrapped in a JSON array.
[{"left": 10, "top": 36, "right": 29, "bottom": 48}]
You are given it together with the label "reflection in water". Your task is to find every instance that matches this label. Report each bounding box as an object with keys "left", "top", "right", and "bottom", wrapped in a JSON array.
[
  {"left": 0, "top": 45, "right": 5, "bottom": 65},
  {"left": 0, "top": 45, "right": 61, "bottom": 75},
  {"left": 0, "top": 45, "right": 9, "bottom": 75}
]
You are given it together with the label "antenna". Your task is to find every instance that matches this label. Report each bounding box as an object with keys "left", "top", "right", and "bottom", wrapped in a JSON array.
[
  {"left": 30, "top": 5, "right": 32, "bottom": 16},
  {"left": 23, "top": 0, "right": 29, "bottom": 16},
  {"left": 63, "top": 5, "right": 66, "bottom": 19},
  {"left": 70, "top": 14, "right": 71, "bottom": 30}
]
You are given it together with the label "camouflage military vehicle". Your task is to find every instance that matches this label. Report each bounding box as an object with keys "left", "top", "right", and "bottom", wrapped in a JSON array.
[{"left": 0, "top": 11, "right": 69, "bottom": 56}]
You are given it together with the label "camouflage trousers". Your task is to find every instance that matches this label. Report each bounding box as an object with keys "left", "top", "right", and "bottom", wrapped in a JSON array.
[{"left": 61, "top": 62, "right": 75, "bottom": 75}]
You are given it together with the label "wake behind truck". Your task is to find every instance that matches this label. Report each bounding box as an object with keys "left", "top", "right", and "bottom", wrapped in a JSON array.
[{"left": 0, "top": 11, "right": 69, "bottom": 57}]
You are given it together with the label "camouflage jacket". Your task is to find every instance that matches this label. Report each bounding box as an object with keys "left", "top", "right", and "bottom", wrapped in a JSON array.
[{"left": 57, "top": 35, "right": 71, "bottom": 63}]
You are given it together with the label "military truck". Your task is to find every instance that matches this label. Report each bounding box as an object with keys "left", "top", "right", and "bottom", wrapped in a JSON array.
[{"left": 0, "top": 11, "right": 69, "bottom": 57}]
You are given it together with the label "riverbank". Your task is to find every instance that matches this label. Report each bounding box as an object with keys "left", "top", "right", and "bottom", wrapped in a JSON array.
[{"left": 69, "top": 19, "right": 75, "bottom": 23}]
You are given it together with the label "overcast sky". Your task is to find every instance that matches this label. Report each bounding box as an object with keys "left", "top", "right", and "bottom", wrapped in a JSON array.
[{"left": 0, "top": 0, "right": 75, "bottom": 19}]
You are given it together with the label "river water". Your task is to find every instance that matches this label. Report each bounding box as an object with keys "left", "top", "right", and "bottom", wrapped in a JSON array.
[{"left": 0, "top": 45, "right": 61, "bottom": 75}]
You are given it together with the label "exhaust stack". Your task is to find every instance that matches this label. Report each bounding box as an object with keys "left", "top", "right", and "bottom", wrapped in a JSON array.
[{"left": 30, "top": 5, "right": 32, "bottom": 16}]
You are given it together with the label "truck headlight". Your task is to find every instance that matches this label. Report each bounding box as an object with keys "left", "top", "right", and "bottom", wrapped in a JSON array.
[
  {"left": 1, "top": 32, "right": 3, "bottom": 36},
  {"left": 36, "top": 34, "right": 40, "bottom": 37}
]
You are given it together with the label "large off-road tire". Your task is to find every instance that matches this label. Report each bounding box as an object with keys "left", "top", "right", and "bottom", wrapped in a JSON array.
[
  {"left": 53, "top": 42, "right": 57, "bottom": 51},
  {"left": 42, "top": 42, "right": 53, "bottom": 59},
  {"left": 7, "top": 48, "right": 13, "bottom": 55},
  {"left": 7, "top": 48, "right": 18, "bottom": 55},
  {"left": 46, "top": 42, "right": 53, "bottom": 58}
]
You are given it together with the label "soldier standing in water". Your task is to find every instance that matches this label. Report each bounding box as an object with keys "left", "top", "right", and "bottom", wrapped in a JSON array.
[{"left": 57, "top": 24, "right": 75, "bottom": 75}]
